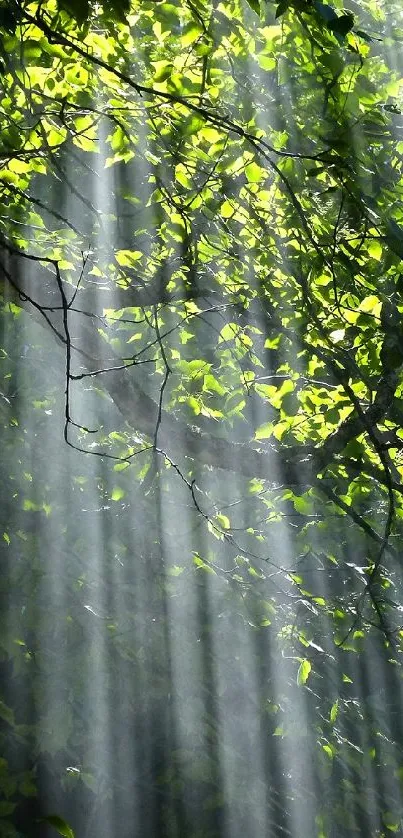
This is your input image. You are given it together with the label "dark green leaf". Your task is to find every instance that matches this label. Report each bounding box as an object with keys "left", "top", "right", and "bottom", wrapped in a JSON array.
[
  {"left": 245, "top": 0, "right": 260, "bottom": 14},
  {"left": 38, "top": 816, "right": 75, "bottom": 838},
  {"left": 102, "top": 0, "right": 131, "bottom": 22},
  {"left": 275, "top": 0, "right": 289, "bottom": 18},
  {"left": 57, "top": 0, "right": 90, "bottom": 23},
  {"left": 327, "top": 13, "right": 354, "bottom": 36},
  {"left": 355, "top": 28, "right": 373, "bottom": 42},
  {"left": 356, "top": 28, "right": 382, "bottom": 42},
  {"left": 385, "top": 220, "right": 403, "bottom": 259},
  {"left": 0, "top": 802, "right": 17, "bottom": 816},
  {"left": 0, "top": 7, "right": 17, "bottom": 33},
  {"left": 314, "top": 1, "right": 337, "bottom": 23}
]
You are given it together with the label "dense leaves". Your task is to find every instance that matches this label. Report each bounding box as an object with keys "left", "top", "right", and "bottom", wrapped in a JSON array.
[{"left": 0, "top": 0, "right": 403, "bottom": 836}]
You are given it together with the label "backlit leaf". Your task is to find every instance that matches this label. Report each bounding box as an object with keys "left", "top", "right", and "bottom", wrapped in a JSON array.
[{"left": 297, "top": 660, "right": 312, "bottom": 686}]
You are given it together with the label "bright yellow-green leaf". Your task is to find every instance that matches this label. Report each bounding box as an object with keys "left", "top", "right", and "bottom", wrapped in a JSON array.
[
  {"left": 330, "top": 699, "right": 339, "bottom": 723},
  {"left": 116, "top": 250, "right": 142, "bottom": 266},
  {"left": 257, "top": 54, "right": 276, "bottom": 71},
  {"left": 297, "top": 659, "right": 312, "bottom": 686},
  {"left": 367, "top": 239, "right": 382, "bottom": 260},
  {"left": 255, "top": 422, "right": 274, "bottom": 440},
  {"left": 245, "top": 161, "right": 265, "bottom": 182},
  {"left": 111, "top": 487, "right": 125, "bottom": 501},
  {"left": 203, "top": 374, "right": 226, "bottom": 395},
  {"left": 193, "top": 554, "right": 216, "bottom": 574},
  {"left": 175, "top": 163, "right": 191, "bottom": 188},
  {"left": 215, "top": 513, "right": 230, "bottom": 529},
  {"left": 220, "top": 200, "right": 235, "bottom": 219},
  {"left": 187, "top": 396, "right": 200, "bottom": 415},
  {"left": 200, "top": 127, "right": 223, "bottom": 144}
]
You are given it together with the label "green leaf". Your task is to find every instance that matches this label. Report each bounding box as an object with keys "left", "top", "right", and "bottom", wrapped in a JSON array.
[
  {"left": 115, "top": 249, "right": 142, "bottom": 266},
  {"left": 367, "top": 240, "right": 382, "bottom": 261},
  {"left": 355, "top": 29, "right": 375, "bottom": 42},
  {"left": 275, "top": 0, "right": 289, "bottom": 18},
  {"left": 215, "top": 513, "right": 230, "bottom": 529},
  {"left": 19, "top": 775, "right": 37, "bottom": 797},
  {"left": 255, "top": 422, "right": 273, "bottom": 440},
  {"left": 385, "top": 220, "right": 403, "bottom": 259},
  {"left": 203, "top": 374, "right": 226, "bottom": 396},
  {"left": 382, "top": 812, "right": 400, "bottom": 833},
  {"left": 0, "top": 802, "right": 16, "bottom": 816},
  {"left": 220, "top": 200, "right": 234, "bottom": 219},
  {"left": 57, "top": 0, "right": 89, "bottom": 24},
  {"left": 281, "top": 392, "right": 299, "bottom": 416},
  {"left": 111, "top": 487, "right": 125, "bottom": 501},
  {"left": 0, "top": 702, "right": 14, "bottom": 726},
  {"left": 102, "top": 0, "right": 131, "bottom": 22},
  {"left": 153, "top": 61, "right": 173, "bottom": 84},
  {"left": 329, "top": 699, "right": 339, "bottom": 723},
  {"left": 0, "top": 7, "right": 18, "bottom": 33},
  {"left": 38, "top": 816, "right": 75, "bottom": 838},
  {"left": 193, "top": 555, "right": 216, "bottom": 575},
  {"left": 327, "top": 13, "right": 354, "bottom": 36},
  {"left": 110, "top": 126, "right": 128, "bottom": 153},
  {"left": 293, "top": 495, "right": 313, "bottom": 515},
  {"left": 314, "top": 1, "right": 337, "bottom": 23},
  {"left": 245, "top": 162, "right": 265, "bottom": 183},
  {"left": 297, "top": 659, "right": 312, "bottom": 686},
  {"left": 245, "top": 0, "right": 260, "bottom": 14}
]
